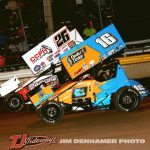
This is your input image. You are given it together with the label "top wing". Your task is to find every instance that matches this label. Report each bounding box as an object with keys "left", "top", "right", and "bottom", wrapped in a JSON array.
[
  {"left": 60, "top": 24, "right": 126, "bottom": 79},
  {"left": 22, "top": 26, "right": 83, "bottom": 75}
]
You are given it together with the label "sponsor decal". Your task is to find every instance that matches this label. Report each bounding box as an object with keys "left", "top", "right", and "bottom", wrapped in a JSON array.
[
  {"left": 67, "top": 47, "right": 86, "bottom": 66},
  {"left": 28, "top": 76, "right": 59, "bottom": 91},
  {"left": 102, "top": 55, "right": 106, "bottom": 61},
  {"left": 68, "top": 40, "right": 76, "bottom": 48},
  {"left": 46, "top": 54, "right": 53, "bottom": 60},
  {"left": 61, "top": 45, "right": 68, "bottom": 50},
  {"left": 10, "top": 134, "right": 57, "bottom": 149},
  {"left": 89, "top": 60, "right": 95, "bottom": 67},
  {"left": 74, "top": 68, "right": 84, "bottom": 76},
  {"left": 133, "top": 84, "right": 146, "bottom": 94},
  {"left": 34, "top": 65, "right": 41, "bottom": 72},
  {"left": 108, "top": 44, "right": 124, "bottom": 56},
  {"left": 63, "top": 48, "right": 68, "bottom": 53},
  {"left": 54, "top": 50, "right": 61, "bottom": 55},
  {"left": 30, "top": 45, "right": 52, "bottom": 64},
  {"left": 38, "top": 91, "right": 45, "bottom": 98},
  {"left": 54, "top": 53, "right": 60, "bottom": 58},
  {"left": 108, "top": 49, "right": 115, "bottom": 56},
  {"left": 114, "top": 44, "right": 124, "bottom": 52},
  {"left": 40, "top": 62, "right": 46, "bottom": 67},
  {"left": 83, "top": 64, "right": 88, "bottom": 69}
]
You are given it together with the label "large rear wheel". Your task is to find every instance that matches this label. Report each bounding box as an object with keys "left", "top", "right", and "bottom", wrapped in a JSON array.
[
  {"left": 113, "top": 86, "right": 140, "bottom": 112},
  {"left": 39, "top": 101, "right": 64, "bottom": 124}
]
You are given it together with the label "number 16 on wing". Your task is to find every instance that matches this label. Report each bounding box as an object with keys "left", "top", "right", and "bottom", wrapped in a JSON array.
[{"left": 91, "top": 24, "right": 126, "bottom": 59}]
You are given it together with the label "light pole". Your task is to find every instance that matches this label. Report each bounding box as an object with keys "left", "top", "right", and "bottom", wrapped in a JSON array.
[
  {"left": 43, "top": 0, "right": 54, "bottom": 36},
  {"left": 97, "top": 0, "right": 103, "bottom": 29},
  {"left": 18, "top": 1, "right": 29, "bottom": 51}
]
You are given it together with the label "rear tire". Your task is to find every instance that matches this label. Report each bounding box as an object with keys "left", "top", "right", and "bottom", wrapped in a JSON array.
[
  {"left": 4, "top": 93, "right": 24, "bottom": 112},
  {"left": 39, "top": 101, "right": 64, "bottom": 124},
  {"left": 113, "top": 86, "right": 140, "bottom": 112}
]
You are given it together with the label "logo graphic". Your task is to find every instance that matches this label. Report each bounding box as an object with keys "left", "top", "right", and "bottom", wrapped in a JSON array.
[
  {"left": 30, "top": 45, "right": 52, "bottom": 64},
  {"left": 46, "top": 54, "right": 53, "bottom": 62},
  {"left": 68, "top": 40, "right": 75, "bottom": 48},
  {"left": 10, "top": 134, "right": 57, "bottom": 149},
  {"left": 38, "top": 90, "right": 45, "bottom": 98},
  {"left": 34, "top": 65, "right": 41, "bottom": 72},
  {"left": 67, "top": 47, "right": 86, "bottom": 66},
  {"left": 28, "top": 75, "right": 58, "bottom": 91},
  {"left": 54, "top": 53, "right": 60, "bottom": 58}
]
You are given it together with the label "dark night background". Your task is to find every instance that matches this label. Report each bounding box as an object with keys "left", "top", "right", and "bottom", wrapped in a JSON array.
[
  {"left": 52, "top": 0, "right": 150, "bottom": 42},
  {"left": 113, "top": 0, "right": 150, "bottom": 41},
  {"left": 1, "top": 0, "right": 150, "bottom": 43}
]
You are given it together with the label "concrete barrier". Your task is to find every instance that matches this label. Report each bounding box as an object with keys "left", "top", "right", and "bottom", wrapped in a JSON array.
[
  {"left": 0, "top": 58, "right": 150, "bottom": 83},
  {"left": 122, "top": 61, "right": 150, "bottom": 79}
]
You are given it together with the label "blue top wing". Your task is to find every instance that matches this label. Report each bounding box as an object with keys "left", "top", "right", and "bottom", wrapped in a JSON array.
[{"left": 60, "top": 24, "right": 126, "bottom": 60}]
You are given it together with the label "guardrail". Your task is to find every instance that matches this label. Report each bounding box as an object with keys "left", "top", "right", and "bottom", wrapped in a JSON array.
[
  {"left": 123, "top": 39, "right": 150, "bottom": 56},
  {"left": 126, "top": 39, "right": 150, "bottom": 45}
]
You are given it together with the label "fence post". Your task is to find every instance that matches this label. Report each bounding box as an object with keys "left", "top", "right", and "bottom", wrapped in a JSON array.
[{"left": 43, "top": 0, "right": 54, "bottom": 36}]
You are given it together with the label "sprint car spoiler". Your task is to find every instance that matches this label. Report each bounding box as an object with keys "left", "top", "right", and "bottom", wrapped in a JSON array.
[
  {"left": 60, "top": 24, "right": 126, "bottom": 79},
  {"left": 22, "top": 26, "right": 83, "bottom": 75}
]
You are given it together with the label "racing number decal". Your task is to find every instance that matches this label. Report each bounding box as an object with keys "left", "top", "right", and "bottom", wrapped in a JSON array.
[
  {"left": 54, "top": 29, "right": 70, "bottom": 48},
  {"left": 96, "top": 33, "right": 117, "bottom": 48},
  {"left": 133, "top": 85, "right": 146, "bottom": 94}
]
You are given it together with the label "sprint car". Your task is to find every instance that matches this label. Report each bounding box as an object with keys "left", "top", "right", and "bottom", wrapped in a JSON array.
[
  {"left": 0, "top": 74, "right": 59, "bottom": 112},
  {"left": 27, "top": 59, "right": 149, "bottom": 124},
  {"left": 0, "top": 26, "right": 83, "bottom": 112},
  {"left": 26, "top": 24, "right": 149, "bottom": 124}
]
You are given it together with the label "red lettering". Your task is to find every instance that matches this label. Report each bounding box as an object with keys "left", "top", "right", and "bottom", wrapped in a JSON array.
[
  {"left": 30, "top": 49, "right": 49, "bottom": 64},
  {"left": 10, "top": 134, "right": 28, "bottom": 149},
  {"left": 30, "top": 57, "right": 35, "bottom": 63},
  {"left": 74, "top": 68, "right": 83, "bottom": 76},
  {"left": 42, "top": 49, "right": 48, "bottom": 54},
  {"left": 39, "top": 50, "right": 43, "bottom": 56},
  {"left": 34, "top": 54, "right": 39, "bottom": 59}
]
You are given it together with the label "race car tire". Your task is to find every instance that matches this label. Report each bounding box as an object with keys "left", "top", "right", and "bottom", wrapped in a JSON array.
[
  {"left": 113, "top": 86, "right": 140, "bottom": 112},
  {"left": 39, "top": 101, "right": 64, "bottom": 124},
  {"left": 4, "top": 93, "right": 25, "bottom": 112}
]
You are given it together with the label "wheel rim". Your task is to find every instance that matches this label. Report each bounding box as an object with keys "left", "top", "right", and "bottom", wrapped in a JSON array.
[
  {"left": 9, "top": 98, "right": 20, "bottom": 108},
  {"left": 47, "top": 107, "right": 57, "bottom": 118},
  {"left": 119, "top": 92, "right": 137, "bottom": 110},
  {"left": 42, "top": 104, "right": 61, "bottom": 122}
]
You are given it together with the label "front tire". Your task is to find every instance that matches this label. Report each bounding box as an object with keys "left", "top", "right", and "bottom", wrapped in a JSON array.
[
  {"left": 39, "top": 101, "right": 64, "bottom": 124},
  {"left": 113, "top": 86, "right": 140, "bottom": 112},
  {"left": 4, "top": 93, "right": 25, "bottom": 112}
]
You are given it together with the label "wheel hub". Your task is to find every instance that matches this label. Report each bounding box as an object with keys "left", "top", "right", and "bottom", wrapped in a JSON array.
[
  {"left": 122, "top": 95, "right": 133, "bottom": 104},
  {"left": 9, "top": 98, "right": 20, "bottom": 108},
  {"left": 47, "top": 107, "right": 57, "bottom": 118}
]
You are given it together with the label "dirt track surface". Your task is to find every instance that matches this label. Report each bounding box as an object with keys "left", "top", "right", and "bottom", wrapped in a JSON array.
[{"left": 0, "top": 97, "right": 150, "bottom": 150}]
